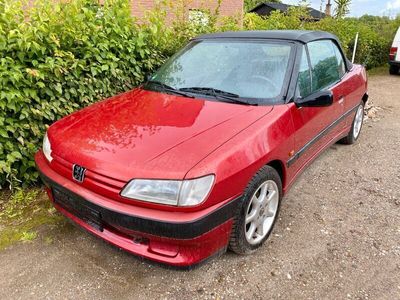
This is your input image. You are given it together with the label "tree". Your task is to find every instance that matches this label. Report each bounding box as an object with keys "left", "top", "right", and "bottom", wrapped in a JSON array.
[
  {"left": 334, "top": 0, "right": 351, "bottom": 18},
  {"left": 244, "top": 0, "right": 281, "bottom": 13},
  {"left": 298, "top": 0, "right": 311, "bottom": 8}
]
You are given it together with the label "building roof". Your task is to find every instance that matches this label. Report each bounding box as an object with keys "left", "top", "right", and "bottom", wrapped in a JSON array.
[
  {"left": 250, "top": 2, "right": 326, "bottom": 20},
  {"left": 195, "top": 30, "right": 339, "bottom": 44}
]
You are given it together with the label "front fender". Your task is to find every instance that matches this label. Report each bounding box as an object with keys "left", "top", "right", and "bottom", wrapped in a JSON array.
[{"left": 186, "top": 105, "right": 295, "bottom": 209}]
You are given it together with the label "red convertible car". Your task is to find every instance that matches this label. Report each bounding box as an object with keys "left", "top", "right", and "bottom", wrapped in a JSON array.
[{"left": 35, "top": 30, "right": 368, "bottom": 268}]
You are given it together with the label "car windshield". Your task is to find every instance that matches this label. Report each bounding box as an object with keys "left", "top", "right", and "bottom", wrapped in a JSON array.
[{"left": 145, "top": 40, "right": 293, "bottom": 105}]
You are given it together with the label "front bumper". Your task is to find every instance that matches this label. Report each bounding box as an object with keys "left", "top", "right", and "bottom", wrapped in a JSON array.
[{"left": 35, "top": 152, "right": 241, "bottom": 268}]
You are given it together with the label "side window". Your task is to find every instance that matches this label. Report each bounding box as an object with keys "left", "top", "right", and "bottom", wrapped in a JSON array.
[
  {"left": 297, "top": 46, "right": 312, "bottom": 98},
  {"left": 332, "top": 43, "right": 346, "bottom": 78},
  {"left": 308, "top": 40, "right": 340, "bottom": 92}
]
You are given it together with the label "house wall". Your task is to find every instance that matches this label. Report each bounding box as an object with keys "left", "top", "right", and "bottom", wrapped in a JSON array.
[
  {"left": 131, "top": 0, "right": 243, "bottom": 20},
  {"left": 26, "top": 0, "right": 243, "bottom": 22}
]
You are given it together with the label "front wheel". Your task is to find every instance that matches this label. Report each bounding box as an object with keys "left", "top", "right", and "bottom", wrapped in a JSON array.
[
  {"left": 340, "top": 102, "right": 364, "bottom": 145},
  {"left": 229, "top": 166, "right": 282, "bottom": 254}
]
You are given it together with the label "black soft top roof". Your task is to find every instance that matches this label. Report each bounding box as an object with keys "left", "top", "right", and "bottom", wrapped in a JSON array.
[
  {"left": 194, "top": 30, "right": 353, "bottom": 70},
  {"left": 194, "top": 30, "right": 339, "bottom": 44}
]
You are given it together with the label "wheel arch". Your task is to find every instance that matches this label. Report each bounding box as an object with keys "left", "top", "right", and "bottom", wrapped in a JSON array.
[
  {"left": 362, "top": 93, "right": 369, "bottom": 104},
  {"left": 266, "top": 159, "right": 286, "bottom": 190}
]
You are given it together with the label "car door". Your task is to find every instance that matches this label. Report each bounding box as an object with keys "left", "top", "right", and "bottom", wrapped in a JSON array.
[
  {"left": 330, "top": 41, "right": 356, "bottom": 129},
  {"left": 331, "top": 43, "right": 367, "bottom": 128},
  {"left": 288, "top": 40, "right": 346, "bottom": 171}
]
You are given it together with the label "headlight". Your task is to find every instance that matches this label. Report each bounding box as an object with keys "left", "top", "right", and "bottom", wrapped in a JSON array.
[
  {"left": 42, "top": 132, "right": 53, "bottom": 162},
  {"left": 120, "top": 175, "right": 215, "bottom": 206}
]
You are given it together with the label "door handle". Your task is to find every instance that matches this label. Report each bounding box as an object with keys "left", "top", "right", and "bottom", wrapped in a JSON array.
[{"left": 338, "top": 96, "right": 345, "bottom": 104}]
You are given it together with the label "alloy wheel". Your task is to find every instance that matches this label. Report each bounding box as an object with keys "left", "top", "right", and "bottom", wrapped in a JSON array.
[
  {"left": 244, "top": 180, "right": 279, "bottom": 245},
  {"left": 353, "top": 104, "right": 364, "bottom": 139}
]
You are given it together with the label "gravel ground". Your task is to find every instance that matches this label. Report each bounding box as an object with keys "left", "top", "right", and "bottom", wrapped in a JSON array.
[{"left": 0, "top": 74, "right": 399, "bottom": 300}]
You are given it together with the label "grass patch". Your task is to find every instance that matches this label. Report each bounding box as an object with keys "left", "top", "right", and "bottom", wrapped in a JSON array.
[
  {"left": 367, "top": 65, "right": 388, "bottom": 76},
  {"left": 20, "top": 231, "right": 38, "bottom": 241},
  {"left": 0, "top": 188, "right": 64, "bottom": 250}
]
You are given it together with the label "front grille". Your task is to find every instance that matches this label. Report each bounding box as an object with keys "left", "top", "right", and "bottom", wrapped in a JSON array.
[{"left": 50, "top": 154, "right": 126, "bottom": 200}]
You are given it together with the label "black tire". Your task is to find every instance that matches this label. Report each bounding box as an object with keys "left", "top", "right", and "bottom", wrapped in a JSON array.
[
  {"left": 339, "top": 102, "right": 364, "bottom": 145},
  {"left": 229, "top": 165, "right": 282, "bottom": 255},
  {"left": 389, "top": 65, "right": 399, "bottom": 75}
]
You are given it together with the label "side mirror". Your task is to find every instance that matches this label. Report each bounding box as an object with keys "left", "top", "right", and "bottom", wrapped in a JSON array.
[{"left": 295, "top": 90, "right": 333, "bottom": 108}]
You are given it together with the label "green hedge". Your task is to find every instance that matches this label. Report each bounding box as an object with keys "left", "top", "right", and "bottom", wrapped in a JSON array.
[
  {"left": 0, "top": 0, "right": 397, "bottom": 189},
  {"left": 0, "top": 0, "right": 165, "bottom": 187}
]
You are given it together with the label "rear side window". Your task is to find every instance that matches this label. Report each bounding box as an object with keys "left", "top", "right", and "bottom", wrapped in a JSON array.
[
  {"left": 308, "top": 40, "right": 341, "bottom": 92},
  {"left": 297, "top": 46, "right": 312, "bottom": 98},
  {"left": 332, "top": 43, "right": 346, "bottom": 78}
]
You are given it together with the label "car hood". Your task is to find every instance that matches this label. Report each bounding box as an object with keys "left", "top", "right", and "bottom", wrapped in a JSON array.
[{"left": 49, "top": 88, "right": 273, "bottom": 181}]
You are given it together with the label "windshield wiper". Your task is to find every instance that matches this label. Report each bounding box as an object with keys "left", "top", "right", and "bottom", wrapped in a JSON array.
[
  {"left": 146, "top": 80, "right": 195, "bottom": 98},
  {"left": 179, "top": 87, "right": 255, "bottom": 105}
]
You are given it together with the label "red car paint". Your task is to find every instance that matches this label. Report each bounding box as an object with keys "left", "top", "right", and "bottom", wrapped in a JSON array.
[{"left": 35, "top": 33, "right": 368, "bottom": 268}]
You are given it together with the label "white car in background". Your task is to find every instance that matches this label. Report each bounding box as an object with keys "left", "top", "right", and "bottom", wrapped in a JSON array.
[{"left": 389, "top": 27, "right": 400, "bottom": 75}]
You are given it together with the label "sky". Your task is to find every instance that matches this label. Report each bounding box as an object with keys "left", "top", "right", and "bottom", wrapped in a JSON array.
[{"left": 283, "top": 0, "right": 400, "bottom": 18}]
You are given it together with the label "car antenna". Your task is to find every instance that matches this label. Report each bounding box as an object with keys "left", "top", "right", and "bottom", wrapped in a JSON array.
[{"left": 352, "top": 32, "right": 359, "bottom": 64}]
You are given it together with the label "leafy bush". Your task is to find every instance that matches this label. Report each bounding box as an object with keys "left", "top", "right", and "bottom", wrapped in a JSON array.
[
  {"left": 0, "top": 0, "right": 164, "bottom": 188},
  {"left": 0, "top": 0, "right": 396, "bottom": 189}
]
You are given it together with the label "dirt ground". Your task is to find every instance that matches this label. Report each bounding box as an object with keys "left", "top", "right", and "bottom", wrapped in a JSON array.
[{"left": 0, "top": 73, "right": 399, "bottom": 300}]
